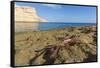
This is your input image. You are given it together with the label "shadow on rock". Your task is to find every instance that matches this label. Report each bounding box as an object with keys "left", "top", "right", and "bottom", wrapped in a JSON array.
[
  {"left": 29, "top": 50, "right": 44, "bottom": 65},
  {"left": 83, "top": 54, "right": 97, "bottom": 62}
]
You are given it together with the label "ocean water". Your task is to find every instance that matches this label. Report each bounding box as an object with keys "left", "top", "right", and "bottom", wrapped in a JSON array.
[{"left": 38, "top": 23, "right": 96, "bottom": 30}]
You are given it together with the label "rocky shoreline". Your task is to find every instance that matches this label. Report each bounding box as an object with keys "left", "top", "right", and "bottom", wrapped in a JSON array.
[{"left": 15, "top": 25, "right": 97, "bottom": 66}]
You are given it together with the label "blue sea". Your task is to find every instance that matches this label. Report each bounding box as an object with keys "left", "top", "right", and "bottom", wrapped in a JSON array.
[{"left": 38, "top": 23, "right": 96, "bottom": 30}]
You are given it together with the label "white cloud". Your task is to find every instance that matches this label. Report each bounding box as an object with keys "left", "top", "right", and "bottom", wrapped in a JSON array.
[
  {"left": 42, "top": 4, "right": 62, "bottom": 8},
  {"left": 15, "top": 4, "right": 20, "bottom": 7},
  {"left": 15, "top": 4, "right": 32, "bottom": 8}
]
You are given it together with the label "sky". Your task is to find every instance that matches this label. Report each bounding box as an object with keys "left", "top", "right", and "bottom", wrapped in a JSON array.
[{"left": 15, "top": 2, "right": 96, "bottom": 23}]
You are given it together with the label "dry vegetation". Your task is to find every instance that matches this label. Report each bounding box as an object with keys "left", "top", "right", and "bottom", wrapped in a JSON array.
[{"left": 15, "top": 25, "right": 97, "bottom": 66}]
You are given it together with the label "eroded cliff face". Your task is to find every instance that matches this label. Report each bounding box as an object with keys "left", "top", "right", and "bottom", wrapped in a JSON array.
[{"left": 15, "top": 6, "right": 47, "bottom": 32}]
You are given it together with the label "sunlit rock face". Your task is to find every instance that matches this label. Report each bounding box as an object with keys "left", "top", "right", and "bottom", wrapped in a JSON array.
[{"left": 15, "top": 6, "right": 47, "bottom": 32}]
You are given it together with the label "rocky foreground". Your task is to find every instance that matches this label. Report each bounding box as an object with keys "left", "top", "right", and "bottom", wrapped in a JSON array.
[{"left": 15, "top": 25, "right": 97, "bottom": 66}]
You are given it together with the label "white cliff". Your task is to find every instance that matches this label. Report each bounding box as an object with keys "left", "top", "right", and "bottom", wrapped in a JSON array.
[{"left": 15, "top": 6, "right": 47, "bottom": 32}]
